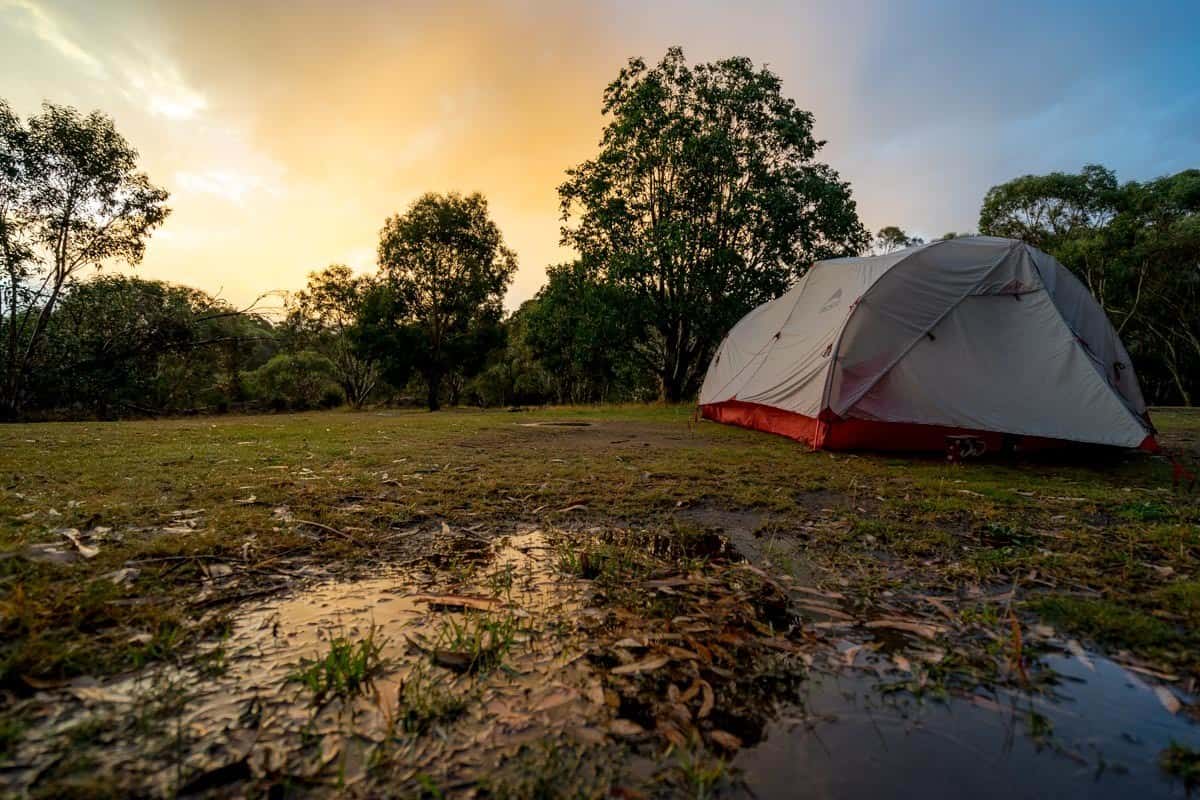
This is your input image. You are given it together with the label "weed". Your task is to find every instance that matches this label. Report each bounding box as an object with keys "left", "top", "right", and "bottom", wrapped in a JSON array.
[
  {"left": 668, "top": 741, "right": 731, "bottom": 800},
  {"left": 397, "top": 663, "right": 468, "bottom": 734},
  {"left": 1118, "top": 501, "right": 1174, "bottom": 522},
  {"left": 483, "top": 741, "right": 610, "bottom": 800},
  {"left": 1031, "top": 596, "right": 1176, "bottom": 649},
  {"left": 0, "top": 716, "right": 25, "bottom": 757},
  {"left": 430, "top": 610, "right": 519, "bottom": 674},
  {"left": 1160, "top": 741, "right": 1200, "bottom": 789},
  {"left": 290, "top": 625, "right": 388, "bottom": 704}
]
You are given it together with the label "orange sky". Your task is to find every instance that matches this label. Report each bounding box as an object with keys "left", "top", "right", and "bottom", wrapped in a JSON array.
[{"left": 3, "top": 0, "right": 1196, "bottom": 309}]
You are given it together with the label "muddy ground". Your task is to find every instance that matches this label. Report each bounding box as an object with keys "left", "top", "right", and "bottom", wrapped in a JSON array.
[{"left": 0, "top": 406, "right": 1198, "bottom": 797}]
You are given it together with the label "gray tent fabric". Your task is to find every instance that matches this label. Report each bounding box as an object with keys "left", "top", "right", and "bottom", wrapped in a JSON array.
[{"left": 700, "top": 237, "right": 1154, "bottom": 449}]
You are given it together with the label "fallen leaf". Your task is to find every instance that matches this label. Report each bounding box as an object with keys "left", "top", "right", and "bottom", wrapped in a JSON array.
[
  {"left": 1155, "top": 686, "right": 1182, "bottom": 715},
  {"left": 412, "top": 594, "right": 499, "bottom": 612},
  {"left": 709, "top": 729, "right": 742, "bottom": 751},
  {"left": 608, "top": 719, "right": 645, "bottom": 736},
  {"left": 68, "top": 686, "right": 133, "bottom": 704},
  {"left": 1066, "top": 639, "right": 1094, "bottom": 671},
  {"left": 698, "top": 681, "right": 714, "bottom": 719},
  {"left": 102, "top": 567, "right": 140, "bottom": 585},
  {"left": 58, "top": 528, "right": 98, "bottom": 559},
  {"left": 611, "top": 655, "right": 670, "bottom": 675},
  {"left": 864, "top": 619, "right": 942, "bottom": 640}
]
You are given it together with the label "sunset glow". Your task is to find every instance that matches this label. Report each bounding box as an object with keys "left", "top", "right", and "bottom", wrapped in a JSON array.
[{"left": 3, "top": 0, "right": 1196, "bottom": 308}]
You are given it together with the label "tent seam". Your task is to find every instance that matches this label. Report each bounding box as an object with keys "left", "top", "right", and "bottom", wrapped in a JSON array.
[{"left": 818, "top": 238, "right": 962, "bottom": 415}]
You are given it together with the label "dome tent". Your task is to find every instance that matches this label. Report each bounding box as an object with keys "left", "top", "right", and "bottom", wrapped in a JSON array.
[{"left": 699, "top": 236, "right": 1157, "bottom": 452}]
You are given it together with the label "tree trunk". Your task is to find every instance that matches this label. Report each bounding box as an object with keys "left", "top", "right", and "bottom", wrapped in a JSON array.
[
  {"left": 660, "top": 371, "right": 685, "bottom": 403},
  {"left": 426, "top": 371, "right": 441, "bottom": 411}
]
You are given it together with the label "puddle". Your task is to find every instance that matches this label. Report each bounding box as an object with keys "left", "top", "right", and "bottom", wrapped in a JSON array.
[
  {"left": 734, "top": 647, "right": 1199, "bottom": 799},
  {"left": 3, "top": 529, "right": 608, "bottom": 796}
]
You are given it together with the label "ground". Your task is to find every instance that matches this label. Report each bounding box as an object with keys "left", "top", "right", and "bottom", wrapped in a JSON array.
[{"left": 0, "top": 406, "right": 1198, "bottom": 797}]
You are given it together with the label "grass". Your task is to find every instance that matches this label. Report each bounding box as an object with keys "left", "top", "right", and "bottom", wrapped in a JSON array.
[
  {"left": 290, "top": 625, "right": 388, "bottom": 705},
  {"left": 0, "top": 405, "right": 1197, "bottom": 700},
  {"left": 396, "top": 662, "right": 468, "bottom": 734},
  {"left": 429, "top": 609, "right": 520, "bottom": 674},
  {"left": 1160, "top": 741, "right": 1200, "bottom": 789}
]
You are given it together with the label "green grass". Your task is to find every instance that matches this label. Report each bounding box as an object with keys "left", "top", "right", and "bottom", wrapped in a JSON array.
[
  {"left": 396, "top": 663, "right": 468, "bottom": 734},
  {"left": 290, "top": 625, "right": 388, "bottom": 705},
  {"left": 1160, "top": 741, "right": 1200, "bottom": 789},
  {"left": 428, "top": 610, "right": 519, "bottom": 674},
  {"left": 1030, "top": 596, "right": 1177, "bottom": 649},
  {"left": 0, "top": 404, "right": 1197, "bottom": 688}
]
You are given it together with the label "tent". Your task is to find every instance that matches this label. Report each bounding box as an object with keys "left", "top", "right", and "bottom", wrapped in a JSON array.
[{"left": 699, "top": 236, "right": 1157, "bottom": 452}]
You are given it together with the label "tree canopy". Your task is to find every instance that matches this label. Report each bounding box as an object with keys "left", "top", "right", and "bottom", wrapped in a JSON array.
[
  {"left": 1, "top": 101, "right": 170, "bottom": 417},
  {"left": 377, "top": 192, "right": 517, "bottom": 410},
  {"left": 559, "top": 47, "right": 868, "bottom": 402}
]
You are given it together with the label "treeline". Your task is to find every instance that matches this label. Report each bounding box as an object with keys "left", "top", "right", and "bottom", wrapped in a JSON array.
[{"left": 2, "top": 49, "right": 1197, "bottom": 419}]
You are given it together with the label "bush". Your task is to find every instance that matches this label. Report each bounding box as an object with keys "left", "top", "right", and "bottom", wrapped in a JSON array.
[{"left": 244, "top": 351, "right": 344, "bottom": 411}]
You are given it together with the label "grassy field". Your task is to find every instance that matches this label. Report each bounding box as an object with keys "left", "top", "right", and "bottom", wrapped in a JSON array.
[{"left": 1, "top": 406, "right": 1198, "bottom": 795}]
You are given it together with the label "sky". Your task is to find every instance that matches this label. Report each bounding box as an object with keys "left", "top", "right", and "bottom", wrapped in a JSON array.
[{"left": 2, "top": 0, "right": 1197, "bottom": 310}]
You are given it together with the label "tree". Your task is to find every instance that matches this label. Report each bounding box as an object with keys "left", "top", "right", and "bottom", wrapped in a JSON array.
[
  {"left": 377, "top": 192, "right": 516, "bottom": 410},
  {"left": 287, "top": 265, "right": 380, "bottom": 408},
  {"left": 0, "top": 101, "right": 169, "bottom": 418},
  {"left": 522, "top": 260, "right": 650, "bottom": 403},
  {"left": 873, "top": 226, "right": 924, "bottom": 254},
  {"left": 978, "top": 165, "right": 1118, "bottom": 249},
  {"left": 559, "top": 48, "right": 868, "bottom": 402},
  {"left": 25, "top": 275, "right": 275, "bottom": 417}
]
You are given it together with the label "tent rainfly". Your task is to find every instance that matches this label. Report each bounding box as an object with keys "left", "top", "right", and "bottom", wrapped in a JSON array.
[{"left": 699, "top": 236, "right": 1157, "bottom": 452}]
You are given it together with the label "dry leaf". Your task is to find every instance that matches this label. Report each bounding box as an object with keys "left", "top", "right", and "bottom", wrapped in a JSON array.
[
  {"left": 698, "top": 680, "right": 714, "bottom": 719},
  {"left": 1066, "top": 639, "right": 1094, "bottom": 671},
  {"left": 608, "top": 719, "right": 645, "bottom": 736},
  {"left": 709, "top": 729, "right": 742, "bottom": 751},
  {"left": 1155, "top": 686, "right": 1182, "bottom": 715},
  {"left": 611, "top": 655, "right": 670, "bottom": 675},
  {"left": 864, "top": 619, "right": 941, "bottom": 640}
]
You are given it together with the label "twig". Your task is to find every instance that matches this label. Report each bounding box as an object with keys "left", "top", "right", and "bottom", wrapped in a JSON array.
[{"left": 295, "top": 519, "right": 364, "bottom": 545}]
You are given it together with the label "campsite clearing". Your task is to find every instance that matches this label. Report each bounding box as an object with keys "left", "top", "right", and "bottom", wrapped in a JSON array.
[{"left": 1, "top": 406, "right": 1198, "bottom": 797}]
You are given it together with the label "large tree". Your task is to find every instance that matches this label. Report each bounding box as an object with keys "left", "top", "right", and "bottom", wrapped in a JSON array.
[
  {"left": 558, "top": 47, "right": 868, "bottom": 402},
  {"left": 0, "top": 101, "right": 169, "bottom": 418},
  {"left": 286, "top": 265, "right": 380, "bottom": 408},
  {"left": 376, "top": 192, "right": 516, "bottom": 410}
]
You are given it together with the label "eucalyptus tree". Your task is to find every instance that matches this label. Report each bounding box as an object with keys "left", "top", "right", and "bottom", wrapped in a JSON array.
[
  {"left": 559, "top": 48, "right": 868, "bottom": 402},
  {"left": 0, "top": 101, "right": 169, "bottom": 418},
  {"left": 377, "top": 192, "right": 516, "bottom": 410}
]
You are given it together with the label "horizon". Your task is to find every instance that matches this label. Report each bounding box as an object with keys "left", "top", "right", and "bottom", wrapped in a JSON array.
[{"left": 2, "top": 0, "right": 1197, "bottom": 310}]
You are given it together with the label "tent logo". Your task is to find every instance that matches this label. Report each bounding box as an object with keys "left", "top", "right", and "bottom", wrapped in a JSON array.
[{"left": 820, "top": 288, "right": 843, "bottom": 313}]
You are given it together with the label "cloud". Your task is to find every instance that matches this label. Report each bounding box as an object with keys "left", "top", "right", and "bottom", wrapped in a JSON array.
[{"left": 1, "top": 0, "right": 104, "bottom": 76}]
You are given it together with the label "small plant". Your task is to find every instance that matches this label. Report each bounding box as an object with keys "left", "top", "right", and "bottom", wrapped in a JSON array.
[
  {"left": 484, "top": 741, "right": 609, "bottom": 800},
  {"left": 396, "top": 663, "right": 468, "bottom": 734},
  {"left": 430, "top": 611, "right": 518, "bottom": 674},
  {"left": 290, "top": 625, "right": 388, "bottom": 705},
  {"left": 669, "top": 741, "right": 731, "bottom": 800},
  {"left": 0, "top": 717, "right": 25, "bottom": 758},
  {"left": 1161, "top": 741, "right": 1200, "bottom": 789}
]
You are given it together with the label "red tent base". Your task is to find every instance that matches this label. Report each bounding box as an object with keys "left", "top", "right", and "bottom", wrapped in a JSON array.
[{"left": 700, "top": 400, "right": 1158, "bottom": 453}]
